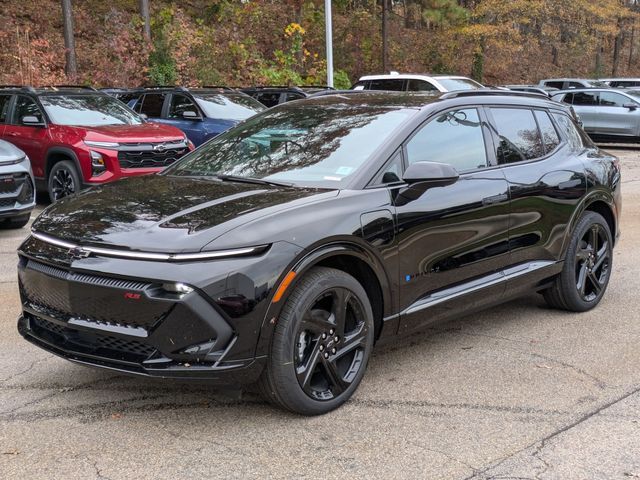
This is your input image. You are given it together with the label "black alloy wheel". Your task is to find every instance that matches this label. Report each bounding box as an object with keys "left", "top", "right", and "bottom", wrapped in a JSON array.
[
  {"left": 543, "top": 211, "right": 613, "bottom": 312},
  {"left": 574, "top": 223, "right": 611, "bottom": 302},
  {"left": 259, "top": 267, "right": 374, "bottom": 415},
  {"left": 48, "top": 160, "right": 80, "bottom": 203}
]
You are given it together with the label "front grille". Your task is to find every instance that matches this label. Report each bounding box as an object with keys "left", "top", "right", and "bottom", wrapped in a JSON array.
[
  {"left": 31, "top": 316, "right": 156, "bottom": 359},
  {"left": 118, "top": 147, "right": 188, "bottom": 169},
  {"left": 20, "top": 260, "right": 168, "bottom": 330},
  {"left": 0, "top": 173, "right": 33, "bottom": 207},
  {"left": 0, "top": 198, "right": 15, "bottom": 209}
]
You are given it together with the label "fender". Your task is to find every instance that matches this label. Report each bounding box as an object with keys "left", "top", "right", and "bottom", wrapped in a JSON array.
[
  {"left": 253, "top": 239, "right": 396, "bottom": 358},
  {"left": 559, "top": 188, "right": 617, "bottom": 261},
  {"left": 45, "top": 146, "right": 87, "bottom": 188}
]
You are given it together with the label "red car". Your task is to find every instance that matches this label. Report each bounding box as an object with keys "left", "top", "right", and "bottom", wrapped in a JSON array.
[{"left": 0, "top": 86, "right": 193, "bottom": 202}]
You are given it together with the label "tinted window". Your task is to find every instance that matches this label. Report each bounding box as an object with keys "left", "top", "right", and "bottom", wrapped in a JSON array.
[
  {"left": 13, "top": 96, "right": 43, "bottom": 124},
  {"left": 611, "top": 80, "right": 640, "bottom": 88},
  {"left": 284, "top": 93, "right": 305, "bottom": 102},
  {"left": 406, "top": 108, "right": 487, "bottom": 171},
  {"left": 372, "top": 150, "right": 403, "bottom": 185},
  {"left": 545, "top": 81, "right": 564, "bottom": 89},
  {"left": 0, "top": 95, "right": 11, "bottom": 123},
  {"left": 139, "top": 93, "right": 166, "bottom": 117},
  {"left": 534, "top": 110, "right": 560, "bottom": 154},
  {"left": 168, "top": 94, "right": 199, "bottom": 119},
  {"left": 552, "top": 113, "right": 584, "bottom": 150},
  {"left": 599, "top": 92, "right": 629, "bottom": 107},
  {"left": 568, "top": 82, "right": 586, "bottom": 88},
  {"left": 40, "top": 95, "right": 143, "bottom": 126},
  {"left": 118, "top": 92, "right": 142, "bottom": 105},
  {"left": 571, "top": 91, "right": 598, "bottom": 106},
  {"left": 407, "top": 80, "right": 437, "bottom": 92},
  {"left": 491, "top": 108, "right": 544, "bottom": 163},
  {"left": 369, "top": 79, "right": 405, "bottom": 91},
  {"left": 167, "top": 104, "right": 417, "bottom": 188},
  {"left": 255, "top": 92, "right": 281, "bottom": 107}
]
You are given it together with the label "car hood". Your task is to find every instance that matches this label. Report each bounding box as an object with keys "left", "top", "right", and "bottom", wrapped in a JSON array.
[
  {"left": 32, "top": 175, "right": 337, "bottom": 253},
  {"left": 0, "top": 139, "right": 26, "bottom": 163},
  {"left": 80, "top": 122, "right": 186, "bottom": 143}
]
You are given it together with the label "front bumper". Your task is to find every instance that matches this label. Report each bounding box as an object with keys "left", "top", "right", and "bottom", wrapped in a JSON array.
[
  {"left": 16, "top": 254, "right": 267, "bottom": 383},
  {"left": 0, "top": 159, "right": 36, "bottom": 218}
]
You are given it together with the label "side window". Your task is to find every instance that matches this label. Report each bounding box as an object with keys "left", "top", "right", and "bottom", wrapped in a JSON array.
[
  {"left": 552, "top": 112, "right": 584, "bottom": 150},
  {"left": 545, "top": 81, "right": 564, "bottom": 89},
  {"left": 168, "top": 94, "right": 199, "bottom": 118},
  {"left": 369, "top": 79, "right": 405, "bottom": 91},
  {"left": 13, "top": 96, "right": 43, "bottom": 125},
  {"left": 139, "top": 93, "right": 166, "bottom": 117},
  {"left": 407, "top": 79, "right": 437, "bottom": 92},
  {"left": 568, "top": 82, "right": 585, "bottom": 89},
  {"left": 255, "top": 93, "right": 281, "bottom": 107},
  {"left": 490, "top": 108, "right": 544, "bottom": 163},
  {"left": 534, "top": 110, "right": 560, "bottom": 154},
  {"left": 560, "top": 93, "right": 574, "bottom": 105},
  {"left": 406, "top": 108, "right": 488, "bottom": 172},
  {"left": 571, "top": 91, "right": 598, "bottom": 106},
  {"left": 118, "top": 93, "right": 141, "bottom": 106},
  {"left": 284, "top": 93, "right": 305, "bottom": 102},
  {"left": 372, "top": 150, "right": 404, "bottom": 185},
  {"left": 0, "top": 95, "right": 11, "bottom": 123},
  {"left": 598, "top": 92, "right": 629, "bottom": 107}
]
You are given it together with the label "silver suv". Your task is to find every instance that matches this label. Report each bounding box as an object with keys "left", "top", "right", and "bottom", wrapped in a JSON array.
[
  {"left": 0, "top": 140, "right": 35, "bottom": 229},
  {"left": 551, "top": 88, "right": 640, "bottom": 142},
  {"left": 352, "top": 73, "right": 483, "bottom": 92}
]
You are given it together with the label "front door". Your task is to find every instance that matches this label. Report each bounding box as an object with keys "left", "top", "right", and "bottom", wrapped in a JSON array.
[
  {"left": 592, "top": 91, "right": 640, "bottom": 137},
  {"left": 394, "top": 107, "right": 511, "bottom": 333}
]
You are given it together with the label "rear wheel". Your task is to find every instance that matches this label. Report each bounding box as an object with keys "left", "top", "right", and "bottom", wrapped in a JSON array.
[
  {"left": 543, "top": 211, "right": 613, "bottom": 312},
  {"left": 48, "top": 160, "right": 80, "bottom": 203},
  {"left": 259, "top": 267, "right": 375, "bottom": 415}
]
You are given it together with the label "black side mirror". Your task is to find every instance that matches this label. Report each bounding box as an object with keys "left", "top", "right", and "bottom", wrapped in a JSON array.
[
  {"left": 22, "top": 115, "right": 44, "bottom": 127},
  {"left": 395, "top": 162, "right": 459, "bottom": 206},
  {"left": 623, "top": 103, "right": 638, "bottom": 110}
]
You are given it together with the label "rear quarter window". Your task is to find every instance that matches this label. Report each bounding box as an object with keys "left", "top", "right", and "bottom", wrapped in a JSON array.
[{"left": 552, "top": 112, "right": 584, "bottom": 150}]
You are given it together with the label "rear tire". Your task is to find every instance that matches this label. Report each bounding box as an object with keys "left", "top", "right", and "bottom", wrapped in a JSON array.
[
  {"left": 543, "top": 211, "right": 613, "bottom": 312},
  {"left": 258, "top": 267, "right": 375, "bottom": 415},
  {"left": 48, "top": 160, "right": 80, "bottom": 203}
]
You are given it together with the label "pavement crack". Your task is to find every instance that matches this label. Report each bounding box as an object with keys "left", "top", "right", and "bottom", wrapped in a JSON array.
[
  {"left": 0, "top": 355, "right": 54, "bottom": 384},
  {"left": 529, "top": 352, "right": 607, "bottom": 390}
]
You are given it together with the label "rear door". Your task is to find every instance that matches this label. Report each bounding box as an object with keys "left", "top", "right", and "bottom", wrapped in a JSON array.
[
  {"left": 486, "top": 107, "right": 587, "bottom": 280},
  {"left": 393, "top": 106, "right": 511, "bottom": 332},
  {"left": 565, "top": 91, "right": 599, "bottom": 134},
  {"left": 135, "top": 92, "right": 167, "bottom": 120},
  {"left": 4, "top": 95, "right": 50, "bottom": 178}
]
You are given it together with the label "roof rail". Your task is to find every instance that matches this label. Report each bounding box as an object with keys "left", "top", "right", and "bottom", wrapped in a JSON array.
[
  {"left": 297, "top": 85, "right": 335, "bottom": 90},
  {"left": 440, "top": 89, "right": 548, "bottom": 100},
  {"left": 200, "top": 85, "right": 235, "bottom": 91},
  {"left": 138, "top": 85, "right": 188, "bottom": 91},
  {"left": 0, "top": 85, "right": 26, "bottom": 89},
  {"left": 45, "top": 85, "right": 98, "bottom": 91}
]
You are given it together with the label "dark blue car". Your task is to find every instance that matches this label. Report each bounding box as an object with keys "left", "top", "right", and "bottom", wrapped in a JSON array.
[{"left": 121, "top": 87, "right": 266, "bottom": 146}]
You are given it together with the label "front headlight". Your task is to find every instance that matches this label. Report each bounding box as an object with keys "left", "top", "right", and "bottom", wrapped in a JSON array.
[{"left": 90, "top": 151, "right": 106, "bottom": 176}]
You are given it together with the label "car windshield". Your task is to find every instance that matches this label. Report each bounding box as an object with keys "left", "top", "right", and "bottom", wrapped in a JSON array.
[
  {"left": 165, "top": 102, "right": 417, "bottom": 188},
  {"left": 193, "top": 93, "right": 265, "bottom": 120},
  {"left": 40, "top": 94, "right": 143, "bottom": 126},
  {"left": 437, "top": 78, "right": 483, "bottom": 91},
  {"left": 625, "top": 90, "right": 640, "bottom": 101}
]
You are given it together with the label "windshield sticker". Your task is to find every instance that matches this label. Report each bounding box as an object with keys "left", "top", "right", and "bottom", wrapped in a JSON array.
[
  {"left": 323, "top": 176, "right": 342, "bottom": 181},
  {"left": 335, "top": 166, "right": 354, "bottom": 176}
]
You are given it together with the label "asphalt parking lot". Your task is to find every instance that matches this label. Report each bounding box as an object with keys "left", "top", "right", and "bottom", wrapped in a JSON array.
[{"left": 1, "top": 149, "right": 639, "bottom": 480}]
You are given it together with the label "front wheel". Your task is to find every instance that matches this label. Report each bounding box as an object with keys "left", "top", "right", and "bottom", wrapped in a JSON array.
[
  {"left": 258, "top": 267, "right": 375, "bottom": 415},
  {"left": 48, "top": 160, "right": 81, "bottom": 203},
  {"left": 543, "top": 211, "right": 613, "bottom": 312}
]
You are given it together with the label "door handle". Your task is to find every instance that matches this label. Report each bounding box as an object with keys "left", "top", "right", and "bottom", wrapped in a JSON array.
[
  {"left": 482, "top": 193, "right": 508, "bottom": 206},
  {"left": 6, "top": 132, "right": 19, "bottom": 136}
]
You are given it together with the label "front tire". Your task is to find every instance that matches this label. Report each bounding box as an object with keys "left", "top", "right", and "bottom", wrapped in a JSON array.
[
  {"left": 543, "top": 211, "right": 613, "bottom": 312},
  {"left": 48, "top": 160, "right": 80, "bottom": 203},
  {"left": 259, "top": 267, "right": 375, "bottom": 415}
]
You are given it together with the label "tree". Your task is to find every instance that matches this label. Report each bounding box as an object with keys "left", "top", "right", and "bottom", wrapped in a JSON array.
[
  {"left": 61, "top": 0, "right": 76, "bottom": 78},
  {"left": 140, "top": 0, "right": 151, "bottom": 40}
]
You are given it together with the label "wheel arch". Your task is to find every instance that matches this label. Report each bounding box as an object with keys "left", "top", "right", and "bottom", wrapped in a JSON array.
[
  {"left": 257, "top": 241, "right": 394, "bottom": 358},
  {"left": 561, "top": 191, "right": 617, "bottom": 260},
  {"left": 45, "top": 147, "right": 84, "bottom": 182}
]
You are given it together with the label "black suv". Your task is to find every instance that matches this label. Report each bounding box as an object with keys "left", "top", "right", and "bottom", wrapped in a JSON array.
[
  {"left": 240, "top": 86, "right": 334, "bottom": 107},
  {"left": 17, "top": 91, "right": 621, "bottom": 415}
]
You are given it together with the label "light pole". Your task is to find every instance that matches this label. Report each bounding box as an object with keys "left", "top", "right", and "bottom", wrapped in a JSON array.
[{"left": 325, "top": 0, "right": 333, "bottom": 88}]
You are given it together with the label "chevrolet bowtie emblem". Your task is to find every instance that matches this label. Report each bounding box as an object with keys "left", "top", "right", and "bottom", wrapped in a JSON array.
[{"left": 68, "top": 247, "right": 91, "bottom": 260}]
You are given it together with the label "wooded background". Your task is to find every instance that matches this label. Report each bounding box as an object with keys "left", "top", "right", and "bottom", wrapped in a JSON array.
[{"left": 1, "top": 0, "right": 640, "bottom": 88}]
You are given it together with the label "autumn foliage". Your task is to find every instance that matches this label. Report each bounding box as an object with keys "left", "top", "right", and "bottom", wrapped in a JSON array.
[{"left": 1, "top": 0, "right": 639, "bottom": 88}]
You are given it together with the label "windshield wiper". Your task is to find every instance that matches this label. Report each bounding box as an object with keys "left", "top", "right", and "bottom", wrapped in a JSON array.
[{"left": 214, "top": 174, "right": 293, "bottom": 188}]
